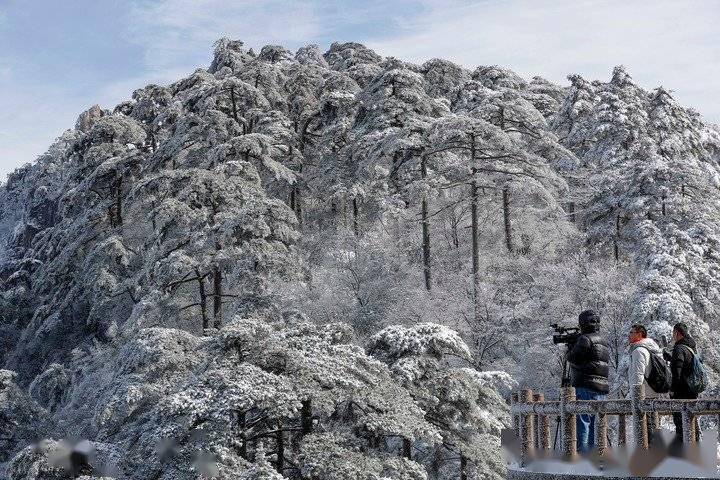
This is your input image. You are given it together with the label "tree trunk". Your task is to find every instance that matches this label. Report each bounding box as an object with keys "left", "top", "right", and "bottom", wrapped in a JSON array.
[
  {"left": 150, "top": 200, "right": 157, "bottom": 230},
  {"left": 614, "top": 213, "right": 621, "bottom": 262},
  {"left": 276, "top": 423, "right": 284, "bottom": 474},
  {"left": 421, "top": 155, "right": 432, "bottom": 291},
  {"left": 295, "top": 164, "right": 303, "bottom": 230},
  {"left": 460, "top": 454, "right": 468, "bottom": 480},
  {"left": 115, "top": 176, "right": 123, "bottom": 226},
  {"left": 331, "top": 200, "right": 338, "bottom": 231},
  {"left": 402, "top": 438, "right": 412, "bottom": 459},
  {"left": 352, "top": 197, "right": 359, "bottom": 237},
  {"left": 230, "top": 86, "right": 241, "bottom": 128},
  {"left": 450, "top": 208, "right": 462, "bottom": 272},
  {"left": 503, "top": 186, "right": 513, "bottom": 253},
  {"left": 613, "top": 240, "right": 619, "bottom": 263},
  {"left": 287, "top": 146, "right": 303, "bottom": 230},
  {"left": 470, "top": 138, "right": 480, "bottom": 322},
  {"left": 451, "top": 212, "right": 460, "bottom": 250},
  {"left": 213, "top": 267, "right": 222, "bottom": 328},
  {"left": 197, "top": 270, "right": 208, "bottom": 329},
  {"left": 301, "top": 399, "right": 313, "bottom": 436},
  {"left": 237, "top": 411, "right": 247, "bottom": 460},
  {"left": 294, "top": 185, "right": 303, "bottom": 230}
]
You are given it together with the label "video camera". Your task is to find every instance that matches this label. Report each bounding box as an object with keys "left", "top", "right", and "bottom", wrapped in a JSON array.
[{"left": 551, "top": 323, "right": 581, "bottom": 346}]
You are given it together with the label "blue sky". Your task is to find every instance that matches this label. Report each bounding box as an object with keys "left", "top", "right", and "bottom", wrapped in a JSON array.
[{"left": 1, "top": 0, "right": 718, "bottom": 181}]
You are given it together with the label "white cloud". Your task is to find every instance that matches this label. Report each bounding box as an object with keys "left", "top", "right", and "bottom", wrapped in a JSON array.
[
  {"left": 1, "top": 1, "right": 325, "bottom": 181},
  {"left": 3, "top": 0, "right": 718, "bottom": 183},
  {"left": 126, "top": 0, "right": 322, "bottom": 71},
  {"left": 367, "top": 0, "right": 720, "bottom": 122},
  {"left": 115, "top": 1, "right": 349, "bottom": 110}
]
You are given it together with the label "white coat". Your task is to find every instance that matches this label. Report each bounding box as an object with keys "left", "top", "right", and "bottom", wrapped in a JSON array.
[{"left": 629, "top": 338, "right": 663, "bottom": 399}]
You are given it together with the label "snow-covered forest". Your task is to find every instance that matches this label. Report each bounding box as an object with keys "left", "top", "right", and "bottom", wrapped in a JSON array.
[{"left": 1, "top": 39, "right": 720, "bottom": 479}]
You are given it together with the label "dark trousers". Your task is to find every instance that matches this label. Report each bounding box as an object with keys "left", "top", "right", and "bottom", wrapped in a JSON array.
[{"left": 672, "top": 392, "right": 699, "bottom": 441}]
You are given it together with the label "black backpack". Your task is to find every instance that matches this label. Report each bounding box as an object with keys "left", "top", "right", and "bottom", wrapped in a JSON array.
[
  {"left": 638, "top": 346, "right": 671, "bottom": 394},
  {"left": 680, "top": 345, "right": 708, "bottom": 395}
]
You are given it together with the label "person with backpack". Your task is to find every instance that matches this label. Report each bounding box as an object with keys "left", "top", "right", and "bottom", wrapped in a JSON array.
[
  {"left": 662, "top": 322, "right": 704, "bottom": 441},
  {"left": 566, "top": 310, "right": 610, "bottom": 453},
  {"left": 628, "top": 324, "right": 669, "bottom": 442},
  {"left": 628, "top": 324, "right": 667, "bottom": 399}
]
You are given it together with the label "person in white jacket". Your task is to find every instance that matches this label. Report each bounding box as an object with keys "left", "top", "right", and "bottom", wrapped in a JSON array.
[
  {"left": 628, "top": 324, "right": 663, "bottom": 442},
  {"left": 628, "top": 324, "right": 663, "bottom": 399}
]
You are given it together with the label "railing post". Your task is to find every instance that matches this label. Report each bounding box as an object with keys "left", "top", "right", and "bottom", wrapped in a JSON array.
[
  {"left": 682, "top": 410, "right": 696, "bottom": 445},
  {"left": 511, "top": 393, "right": 519, "bottom": 436},
  {"left": 648, "top": 411, "right": 660, "bottom": 444},
  {"left": 520, "top": 389, "right": 534, "bottom": 466},
  {"left": 596, "top": 412, "right": 608, "bottom": 457},
  {"left": 617, "top": 414, "right": 627, "bottom": 446},
  {"left": 632, "top": 384, "right": 648, "bottom": 449},
  {"left": 651, "top": 411, "right": 660, "bottom": 430},
  {"left": 537, "top": 393, "right": 550, "bottom": 451},
  {"left": 533, "top": 393, "right": 542, "bottom": 449},
  {"left": 560, "top": 386, "right": 576, "bottom": 458}
]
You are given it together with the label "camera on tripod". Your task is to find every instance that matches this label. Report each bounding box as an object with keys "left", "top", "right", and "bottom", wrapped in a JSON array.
[{"left": 551, "top": 323, "right": 581, "bottom": 345}]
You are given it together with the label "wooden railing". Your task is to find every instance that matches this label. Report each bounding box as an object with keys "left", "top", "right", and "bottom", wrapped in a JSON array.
[{"left": 509, "top": 384, "right": 720, "bottom": 467}]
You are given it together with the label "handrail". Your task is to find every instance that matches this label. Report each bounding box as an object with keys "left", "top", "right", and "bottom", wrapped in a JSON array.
[{"left": 509, "top": 384, "right": 715, "bottom": 467}]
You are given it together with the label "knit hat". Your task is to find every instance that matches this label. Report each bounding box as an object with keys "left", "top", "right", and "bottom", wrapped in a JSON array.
[{"left": 579, "top": 309, "right": 600, "bottom": 330}]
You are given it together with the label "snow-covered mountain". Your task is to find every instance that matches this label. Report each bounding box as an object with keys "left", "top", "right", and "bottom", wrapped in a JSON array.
[{"left": 1, "top": 39, "right": 719, "bottom": 479}]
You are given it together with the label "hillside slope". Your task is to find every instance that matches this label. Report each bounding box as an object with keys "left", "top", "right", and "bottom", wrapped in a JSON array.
[{"left": 1, "top": 39, "right": 719, "bottom": 478}]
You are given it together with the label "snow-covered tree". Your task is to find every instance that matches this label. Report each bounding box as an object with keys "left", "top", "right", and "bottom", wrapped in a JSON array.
[
  {"left": 369, "top": 324, "right": 512, "bottom": 480},
  {"left": 3, "top": 37, "right": 720, "bottom": 479}
]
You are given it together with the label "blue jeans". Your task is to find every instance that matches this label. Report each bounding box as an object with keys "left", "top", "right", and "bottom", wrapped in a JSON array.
[{"left": 575, "top": 387, "right": 604, "bottom": 453}]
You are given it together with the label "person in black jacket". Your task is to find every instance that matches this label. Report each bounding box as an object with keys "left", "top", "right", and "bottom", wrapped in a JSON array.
[
  {"left": 663, "top": 322, "right": 700, "bottom": 441},
  {"left": 566, "top": 310, "right": 610, "bottom": 453}
]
